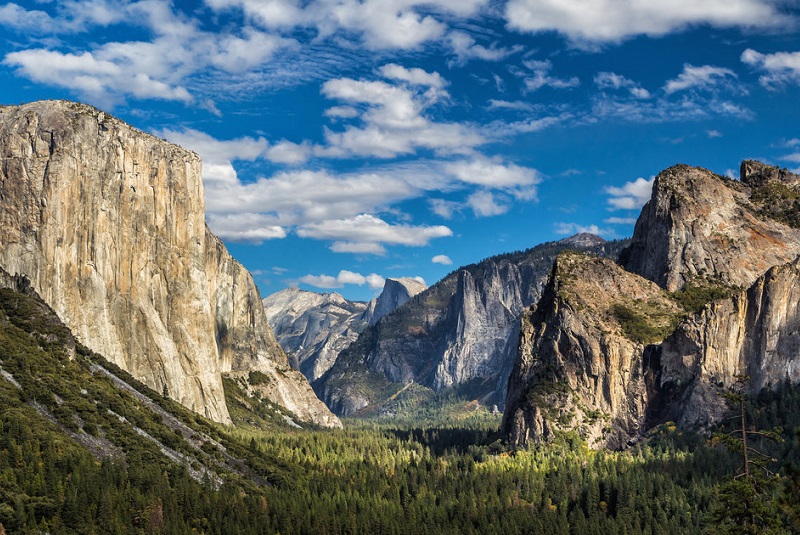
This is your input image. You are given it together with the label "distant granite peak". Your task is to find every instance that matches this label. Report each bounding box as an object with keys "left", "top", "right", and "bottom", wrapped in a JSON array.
[
  {"left": 263, "top": 276, "right": 426, "bottom": 382},
  {"left": 558, "top": 233, "right": 606, "bottom": 248},
  {"left": 366, "top": 277, "right": 427, "bottom": 326}
]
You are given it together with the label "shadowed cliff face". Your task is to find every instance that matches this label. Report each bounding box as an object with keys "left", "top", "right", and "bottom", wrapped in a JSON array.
[
  {"left": 505, "top": 163, "right": 800, "bottom": 449},
  {"left": 0, "top": 101, "right": 340, "bottom": 428}
]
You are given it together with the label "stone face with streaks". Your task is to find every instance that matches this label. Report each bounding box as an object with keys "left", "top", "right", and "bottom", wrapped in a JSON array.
[{"left": 0, "top": 101, "right": 339, "bottom": 428}]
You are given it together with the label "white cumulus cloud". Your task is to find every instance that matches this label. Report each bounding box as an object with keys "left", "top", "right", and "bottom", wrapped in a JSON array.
[
  {"left": 432, "top": 254, "right": 453, "bottom": 265},
  {"left": 505, "top": 0, "right": 786, "bottom": 45},
  {"left": 606, "top": 177, "right": 655, "bottom": 210},
  {"left": 298, "top": 270, "right": 386, "bottom": 289}
]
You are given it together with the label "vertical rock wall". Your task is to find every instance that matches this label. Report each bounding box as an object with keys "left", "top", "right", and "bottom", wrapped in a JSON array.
[{"left": 0, "top": 101, "right": 339, "bottom": 427}]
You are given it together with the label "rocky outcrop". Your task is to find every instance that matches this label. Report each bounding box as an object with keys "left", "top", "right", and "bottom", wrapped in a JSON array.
[
  {"left": 648, "top": 256, "right": 800, "bottom": 430},
  {"left": 620, "top": 164, "right": 800, "bottom": 291},
  {"left": 505, "top": 162, "right": 800, "bottom": 449},
  {"left": 315, "top": 235, "right": 628, "bottom": 416},
  {"left": 503, "top": 252, "right": 685, "bottom": 449},
  {"left": 0, "top": 100, "right": 339, "bottom": 428},
  {"left": 264, "top": 288, "right": 369, "bottom": 380}
]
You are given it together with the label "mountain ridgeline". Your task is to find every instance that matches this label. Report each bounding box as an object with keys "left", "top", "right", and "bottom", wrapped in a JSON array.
[
  {"left": 504, "top": 162, "right": 800, "bottom": 448},
  {"left": 313, "top": 234, "right": 629, "bottom": 416},
  {"left": 0, "top": 101, "right": 339, "bottom": 428},
  {"left": 263, "top": 277, "right": 427, "bottom": 381}
]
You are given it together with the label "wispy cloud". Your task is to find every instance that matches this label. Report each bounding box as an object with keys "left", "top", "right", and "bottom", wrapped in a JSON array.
[
  {"left": 594, "top": 72, "right": 650, "bottom": 99},
  {"left": 447, "top": 31, "right": 522, "bottom": 66},
  {"left": 521, "top": 59, "right": 580, "bottom": 92},
  {"left": 742, "top": 48, "right": 800, "bottom": 88},
  {"left": 663, "top": 64, "right": 740, "bottom": 94},
  {"left": 554, "top": 222, "right": 610, "bottom": 236}
]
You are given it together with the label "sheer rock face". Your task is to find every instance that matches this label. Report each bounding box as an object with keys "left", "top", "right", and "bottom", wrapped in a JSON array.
[
  {"left": 315, "top": 236, "right": 627, "bottom": 416},
  {"left": 650, "top": 257, "right": 800, "bottom": 430},
  {"left": 620, "top": 164, "right": 800, "bottom": 292},
  {"left": 263, "top": 278, "right": 425, "bottom": 382},
  {"left": 505, "top": 162, "right": 800, "bottom": 449},
  {"left": 503, "top": 253, "right": 684, "bottom": 449},
  {"left": 0, "top": 101, "right": 340, "bottom": 428},
  {"left": 365, "top": 277, "right": 427, "bottom": 327}
]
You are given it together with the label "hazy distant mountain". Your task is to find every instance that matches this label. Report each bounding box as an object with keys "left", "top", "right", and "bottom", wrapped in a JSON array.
[{"left": 264, "top": 278, "right": 427, "bottom": 381}]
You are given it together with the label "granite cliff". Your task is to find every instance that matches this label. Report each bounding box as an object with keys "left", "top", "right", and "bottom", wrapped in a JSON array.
[
  {"left": 315, "top": 234, "right": 627, "bottom": 416},
  {"left": 0, "top": 100, "right": 339, "bottom": 428},
  {"left": 503, "top": 252, "right": 685, "bottom": 449},
  {"left": 620, "top": 162, "right": 800, "bottom": 291},
  {"left": 505, "top": 162, "right": 800, "bottom": 448},
  {"left": 263, "top": 277, "right": 426, "bottom": 382}
]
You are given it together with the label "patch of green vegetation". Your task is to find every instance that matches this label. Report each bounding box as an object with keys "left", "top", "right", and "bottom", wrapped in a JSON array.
[
  {"left": 749, "top": 180, "right": 800, "bottom": 228},
  {"left": 247, "top": 369, "right": 272, "bottom": 386},
  {"left": 612, "top": 303, "right": 681, "bottom": 345},
  {"left": 670, "top": 280, "right": 739, "bottom": 314}
]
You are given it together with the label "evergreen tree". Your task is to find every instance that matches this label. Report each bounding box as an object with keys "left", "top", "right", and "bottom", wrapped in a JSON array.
[{"left": 706, "top": 376, "right": 788, "bottom": 534}]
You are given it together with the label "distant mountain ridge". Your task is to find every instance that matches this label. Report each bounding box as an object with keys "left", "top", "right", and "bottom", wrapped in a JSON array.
[
  {"left": 313, "top": 234, "right": 629, "bottom": 416},
  {"left": 263, "top": 277, "right": 427, "bottom": 381}
]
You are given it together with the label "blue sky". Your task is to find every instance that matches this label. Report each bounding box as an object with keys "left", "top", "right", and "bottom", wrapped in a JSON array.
[{"left": 2, "top": 0, "right": 800, "bottom": 301}]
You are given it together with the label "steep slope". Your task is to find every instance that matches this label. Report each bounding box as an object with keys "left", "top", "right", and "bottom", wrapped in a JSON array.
[
  {"left": 0, "top": 100, "right": 339, "bottom": 428},
  {"left": 264, "top": 277, "right": 426, "bottom": 382},
  {"left": 315, "top": 235, "right": 628, "bottom": 416},
  {"left": 264, "top": 288, "right": 369, "bottom": 380},
  {"left": 502, "top": 252, "right": 685, "bottom": 449},
  {"left": 505, "top": 161, "right": 800, "bottom": 449},
  {"left": 620, "top": 163, "right": 800, "bottom": 291},
  {"left": 0, "top": 275, "right": 310, "bottom": 531}
]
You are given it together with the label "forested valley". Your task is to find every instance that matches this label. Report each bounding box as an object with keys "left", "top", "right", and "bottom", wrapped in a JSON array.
[{"left": 1, "top": 284, "right": 800, "bottom": 534}]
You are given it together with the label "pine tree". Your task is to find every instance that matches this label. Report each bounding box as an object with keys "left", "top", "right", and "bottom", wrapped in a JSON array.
[{"left": 706, "top": 375, "right": 788, "bottom": 534}]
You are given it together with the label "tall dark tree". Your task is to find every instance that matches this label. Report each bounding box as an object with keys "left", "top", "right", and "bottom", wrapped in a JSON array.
[{"left": 706, "top": 376, "right": 787, "bottom": 534}]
